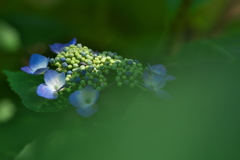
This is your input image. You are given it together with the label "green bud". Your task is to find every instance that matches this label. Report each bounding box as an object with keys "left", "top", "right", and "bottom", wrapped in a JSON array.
[
  {"left": 99, "top": 74, "right": 104, "bottom": 79},
  {"left": 68, "top": 65, "right": 73, "bottom": 69},
  {"left": 69, "top": 53, "right": 74, "bottom": 57},
  {"left": 118, "top": 71, "right": 123, "bottom": 76},
  {"left": 66, "top": 88, "right": 72, "bottom": 93},
  {"left": 78, "top": 86, "right": 83, "bottom": 90},
  {"left": 77, "top": 55, "right": 82, "bottom": 60},
  {"left": 133, "top": 72, "right": 138, "bottom": 77},
  {"left": 130, "top": 83, "right": 135, "bottom": 88},
  {"left": 66, "top": 58, "right": 71, "bottom": 63},
  {"left": 125, "top": 65, "right": 130, "bottom": 70},
  {"left": 122, "top": 75, "right": 127, "bottom": 80},
  {"left": 112, "top": 66, "right": 117, "bottom": 70},
  {"left": 80, "top": 65, "right": 86, "bottom": 70},
  {"left": 71, "top": 83, "right": 76, "bottom": 87},
  {"left": 104, "top": 69, "right": 109, "bottom": 74},
  {"left": 87, "top": 80, "right": 92, "bottom": 85},
  {"left": 115, "top": 76, "right": 121, "bottom": 81},
  {"left": 80, "top": 80, "right": 86, "bottom": 86},
  {"left": 65, "top": 77, "right": 70, "bottom": 81},
  {"left": 137, "top": 63, "right": 142, "bottom": 67},
  {"left": 89, "top": 84, "right": 95, "bottom": 89},
  {"left": 117, "top": 82, "right": 122, "bottom": 87},
  {"left": 73, "top": 64, "right": 79, "bottom": 68},
  {"left": 56, "top": 68, "right": 62, "bottom": 72},
  {"left": 89, "top": 75, "right": 94, "bottom": 79},
  {"left": 55, "top": 62, "right": 61, "bottom": 67},
  {"left": 101, "top": 82, "right": 107, "bottom": 88},
  {"left": 55, "top": 57, "right": 60, "bottom": 62},
  {"left": 96, "top": 87, "right": 101, "bottom": 91},
  {"left": 134, "top": 80, "right": 139, "bottom": 84}
]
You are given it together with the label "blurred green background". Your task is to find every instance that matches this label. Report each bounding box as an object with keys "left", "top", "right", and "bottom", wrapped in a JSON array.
[{"left": 1, "top": 0, "right": 240, "bottom": 159}]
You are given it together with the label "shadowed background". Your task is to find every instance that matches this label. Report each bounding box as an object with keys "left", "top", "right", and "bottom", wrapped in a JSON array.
[{"left": 0, "top": 0, "right": 240, "bottom": 160}]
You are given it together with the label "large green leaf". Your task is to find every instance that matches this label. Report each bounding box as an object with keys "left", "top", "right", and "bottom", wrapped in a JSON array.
[{"left": 4, "top": 70, "right": 73, "bottom": 112}]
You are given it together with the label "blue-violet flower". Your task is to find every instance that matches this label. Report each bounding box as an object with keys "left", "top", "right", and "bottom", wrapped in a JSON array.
[
  {"left": 37, "top": 70, "right": 66, "bottom": 99},
  {"left": 21, "top": 53, "right": 49, "bottom": 75},
  {"left": 69, "top": 85, "right": 99, "bottom": 117},
  {"left": 142, "top": 70, "right": 171, "bottom": 99}
]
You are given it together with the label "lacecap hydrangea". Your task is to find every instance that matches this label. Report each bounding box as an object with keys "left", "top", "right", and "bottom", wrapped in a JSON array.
[{"left": 21, "top": 38, "right": 175, "bottom": 117}]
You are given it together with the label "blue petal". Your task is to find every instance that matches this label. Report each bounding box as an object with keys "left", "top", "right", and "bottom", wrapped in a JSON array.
[
  {"left": 82, "top": 85, "right": 99, "bottom": 105},
  {"left": 69, "top": 90, "right": 85, "bottom": 108},
  {"left": 49, "top": 43, "right": 67, "bottom": 54},
  {"left": 142, "top": 71, "right": 153, "bottom": 86},
  {"left": 166, "top": 74, "right": 176, "bottom": 81},
  {"left": 33, "top": 67, "right": 49, "bottom": 75},
  {"left": 155, "top": 89, "right": 171, "bottom": 100},
  {"left": 37, "top": 84, "right": 58, "bottom": 99},
  {"left": 142, "top": 71, "right": 166, "bottom": 90},
  {"left": 29, "top": 54, "right": 49, "bottom": 72},
  {"left": 44, "top": 70, "right": 65, "bottom": 89},
  {"left": 151, "top": 75, "right": 166, "bottom": 89},
  {"left": 49, "top": 38, "right": 77, "bottom": 54},
  {"left": 69, "top": 85, "right": 99, "bottom": 108},
  {"left": 67, "top": 38, "right": 77, "bottom": 45},
  {"left": 149, "top": 64, "right": 167, "bottom": 76},
  {"left": 76, "top": 104, "right": 98, "bottom": 117},
  {"left": 21, "top": 66, "right": 34, "bottom": 74}
]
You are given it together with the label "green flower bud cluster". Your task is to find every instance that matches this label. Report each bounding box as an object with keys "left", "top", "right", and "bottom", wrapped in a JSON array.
[
  {"left": 113, "top": 59, "right": 143, "bottom": 88},
  {"left": 49, "top": 43, "right": 144, "bottom": 92}
]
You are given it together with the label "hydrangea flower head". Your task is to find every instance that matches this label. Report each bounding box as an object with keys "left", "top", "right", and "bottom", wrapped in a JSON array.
[
  {"left": 37, "top": 70, "right": 66, "bottom": 99},
  {"left": 17, "top": 38, "right": 176, "bottom": 117},
  {"left": 49, "top": 38, "right": 77, "bottom": 54},
  {"left": 21, "top": 54, "right": 49, "bottom": 75},
  {"left": 69, "top": 85, "right": 99, "bottom": 117}
]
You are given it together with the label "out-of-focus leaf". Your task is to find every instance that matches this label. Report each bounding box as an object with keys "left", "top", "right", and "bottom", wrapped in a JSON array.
[
  {"left": 0, "top": 20, "right": 21, "bottom": 52},
  {"left": 189, "top": 0, "right": 229, "bottom": 33},
  {"left": 0, "top": 98, "right": 16, "bottom": 123},
  {"left": 4, "top": 70, "right": 73, "bottom": 112}
]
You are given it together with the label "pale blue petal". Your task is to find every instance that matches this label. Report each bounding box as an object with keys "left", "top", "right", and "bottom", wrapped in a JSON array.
[
  {"left": 57, "top": 72, "right": 66, "bottom": 89},
  {"left": 33, "top": 67, "right": 49, "bottom": 75},
  {"left": 44, "top": 70, "right": 65, "bottom": 89},
  {"left": 76, "top": 104, "right": 98, "bottom": 117},
  {"left": 29, "top": 54, "right": 49, "bottom": 72},
  {"left": 151, "top": 75, "right": 166, "bottom": 89},
  {"left": 49, "top": 43, "right": 66, "bottom": 54},
  {"left": 69, "top": 90, "right": 85, "bottom": 108},
  {"left": 37, "top": 84, "right": 58, "bottom": 99},
  {"left": 82, "top": 85, "right": 99, "bottom": 105},
  {"left": 141, "top": 83, "right": 152, "bottom": 90},
  {"left": 21, "top": 66, "right": 34, "bottom": 74},
  {"left": 155, "top": 89, "right": 171, "bottom": 100},
  {"left": 69, "top": 86, "right": 99, "bottom": 109},
  {"left": 166, "top": 74, "right": 176, "bottom": 81},
  {"left": 149, "top": 64, "right": 167, "bottom": 76},
  {"left": 67, "top": 38, "right": 77, "bottom": 45},
  {"left": 142, "top": 71, "right": 153, "bottom": 86}
]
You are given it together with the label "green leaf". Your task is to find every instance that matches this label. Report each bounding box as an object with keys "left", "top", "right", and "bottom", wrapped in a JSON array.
[{"left": 3, "top": 70, "right": 73, "bottom": 112}]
